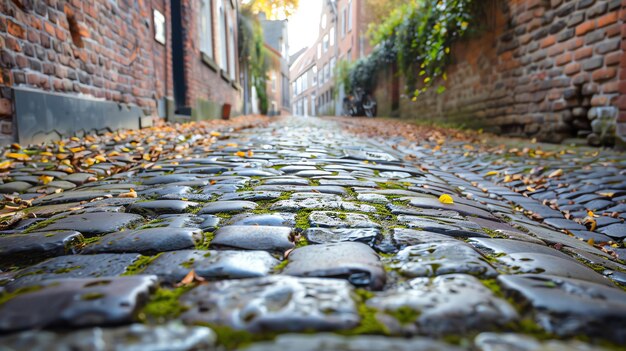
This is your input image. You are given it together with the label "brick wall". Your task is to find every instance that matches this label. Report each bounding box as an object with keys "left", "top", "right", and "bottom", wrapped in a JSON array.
[
  {"left": 0, "top": 0, "right": 172, "bottom": 142},
  {"left": 180, "top": 0, "right": 241, "bottom": 119},
  {"left": 376, "top": 0, "right": 626, "bottom": 146}
]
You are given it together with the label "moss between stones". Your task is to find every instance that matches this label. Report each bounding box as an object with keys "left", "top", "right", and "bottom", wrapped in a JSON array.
[
  {"left": 196, "top": 323, "right": 278, "bottom": 350},
  {"left": 195, "top": 232, "right": 215, "bottom": 250},
  {"left": 22, "top": 216, "right": 62, "bottom": 233},
  {"left": 0, "top": 285, "right": 43, "bottom": 306},
  {"left": 122, "top": 253, "right": 163, "bottom": 276},
  {"left": 339, "top": 289, "right": 389, "bottom": 336},
  {"left": 272, "top": 259, "right": 289, "bottom": 272},
  {"left": 294, "top": 211, "right": 312, "bottom": 231},
  {"left": 138, "top": 285, "right": 194, "bottom": 322},
  {"left": 384, "top": 305, "right": 421, "bottom": 325}
]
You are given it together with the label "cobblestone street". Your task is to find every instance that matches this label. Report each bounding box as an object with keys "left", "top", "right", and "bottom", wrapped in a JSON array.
[{"left": 0, "top": 116, "right": 625, "bottom": 350}]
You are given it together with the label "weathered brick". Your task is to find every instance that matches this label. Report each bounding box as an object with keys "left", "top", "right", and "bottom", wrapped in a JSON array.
[
  {"left": 596, "top": 39, "right": 620, "bottom": 54},
  {"left": 564, "top": 62, "right": 582, "bottom": 75},
  {"left": 582, "top": 57, "right": 604, "bottom": 71},
  {"left": 597, "top": 11, "right": 618, "bottom": 27},
  {"left": 575, "top": 20, "right": 596, "bottom": 35},
  {"left": 591, "top": 67, "right": 617, "bottom": 81},
  {"left": 574, "top": 46, "right": 593, "bottom": 59}
]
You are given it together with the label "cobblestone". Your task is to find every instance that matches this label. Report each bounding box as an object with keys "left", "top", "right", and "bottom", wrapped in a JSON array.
[{"left": 0, "top": 116, "right": 624, "bottom": 349}]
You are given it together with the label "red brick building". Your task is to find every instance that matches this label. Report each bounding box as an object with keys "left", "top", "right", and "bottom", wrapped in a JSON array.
[
  {"left": 0, "top": 0, "right": 241, "bottom": 145},
  {"left": 374, "top": 0, "right": 626, "bottom": 147},
  {"left": 290, "top": 0, "right": 372, "bottom": 116}
]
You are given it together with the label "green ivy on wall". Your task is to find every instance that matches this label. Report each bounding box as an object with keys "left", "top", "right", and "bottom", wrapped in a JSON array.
[{"left": 342, "top": 0, "right": 476, "bottom": 98}]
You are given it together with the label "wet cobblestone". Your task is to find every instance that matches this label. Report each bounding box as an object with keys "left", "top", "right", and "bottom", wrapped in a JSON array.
[{"left": 0, "top": 117, "right": 625, "bottom": 349}]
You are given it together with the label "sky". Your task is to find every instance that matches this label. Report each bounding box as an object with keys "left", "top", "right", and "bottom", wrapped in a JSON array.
[{"left": 287, "top": 0, "right": 322, "bottom": 55}]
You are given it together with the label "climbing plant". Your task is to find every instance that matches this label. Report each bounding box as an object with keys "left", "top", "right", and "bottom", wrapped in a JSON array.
[
  {"left": 345, "top": 0, "right": 476, "bottom": 97},
  {"left": 238, "top": 7, "right": 271, "bottom": 114}
]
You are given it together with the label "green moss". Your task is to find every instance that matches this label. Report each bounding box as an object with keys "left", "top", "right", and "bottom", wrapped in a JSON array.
[
  {"left": 122, "top": 253, "right": 162, "bottom": 276},
  {"left": 22, "top": 216, "right": 62, "bottom": 233},
  {"left": 181, "top": 258, "right": 195, "bottom": 268},
  {"left": 294, "top": 211, "right": 311, "bottom": 230},
  {"left": 481, "top": 279, "right": 504, "bottom": 297},
  {"left": 80, "top": 292, "right": 105, "bottom": 300},
  {"left": 339, "top": 289, "right": 389, "bottom": 336},
  {"left": 273, "top": 259, "right": 289, "bottom": 272},
  {"left": 0, "top": 285, "right": 43, "bottom": 306},
  {"left": 54, "top": 265, "right": 82, "bottom": 274},
  {"left": 139, "top": 285, "right": 194, "bottom": 322},
  {"left": 197, "top": 323, "right": 277, "bottom": 350},
  {"left": 385, "top": 305, "right": 420, "bottom": 325},
  {"left": 376, "top": 181, "right": 405, "bottom": 190},
  {"left": 195, "top": 232, "right": 215, "bottom": 250},
  {"left": 309, "top": 179, "right": 320, "bottom": 186}
]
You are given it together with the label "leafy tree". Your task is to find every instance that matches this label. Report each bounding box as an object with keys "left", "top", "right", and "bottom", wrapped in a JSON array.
[{"left": 243, "top": 0, "right": 299, "bottom": 19}]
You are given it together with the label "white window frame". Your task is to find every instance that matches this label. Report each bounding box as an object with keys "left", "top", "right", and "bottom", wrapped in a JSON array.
[
  {"left": 218, "top": 0, "right": 228, "bottom": 70},
  {"left": 199, "top": 0, "right": 214, "bottom": 58}
]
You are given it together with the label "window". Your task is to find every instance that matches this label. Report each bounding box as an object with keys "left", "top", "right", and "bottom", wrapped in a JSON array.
[
  {"left": 199, "top": 0, "right": 213, "bottom": 57},
  {"left": 312, "top": 66, "right": 317, "bottom": 86},
  {"left": 330, "top": 27, "right": 335, "bottom": 46},
  {"left": 318, "top": 68, "right": 323, "bottom": 85},
  {"left": 271, "top": 72, "right": 276, "bottom": 91},
  {"left": 321, "top": 13, "right": 327, "bottom": 29},
  {"left": 348, "top": 0, "right": 353, "bottom": 31},
  {"left": 317, "top": 43, "right": 321, "bottom": 59},
  {"left": 292, "top": 82, "right": 297, "bottom": 96},
  {"left": 228, "top": 21, "right": 236, "bottom": 79},
  {"left": 342, "top": 8, "right": 347, "bottom": 37},
  {"left": 324, "top": 63, "right": 330, "bottom": 80},
  {"left": 330, "top": 57, "right": 336, "bottom": 77},
  {"left": 347, "top": 49, "right": 352, "bottom": 63},
  {"left": 323, "top": 34, "right": 329, "bottom": 52},
  {"left": 218, "top": 0, "right": 228, "bottom": 70}
]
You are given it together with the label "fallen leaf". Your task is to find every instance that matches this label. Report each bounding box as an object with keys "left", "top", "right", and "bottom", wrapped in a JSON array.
[
  {"left": 438, "top": 194, "right": 454, "bottom": 204},
  {"left": 235, "top": 151, "right": 246, "bottom": 157},
  {"left": 118, "top": 189, "right": 137, "bottom": 198},
  {"left": 485, "top": 171, "right": 499, "bottom": 176},
  {"left": 247, "top": 150, "right": 254, "bottom": 157},
  {"left": 210, "top": 131, "right": 222, "bottom": 137},
  {"left": 38, "top": 175, "right": 54, "bottom": 185},
  {"left": 6, "top": 153, "right": 30, "bottom": 161},
  {"left": 548, "top": 169, "right": 563, "bottom": 178},
  {"left": 0, "top": 160, "right": 13, "bottom": 170},
  {"left": 177, "top": 269, "right": 205, "bottom": 287}
]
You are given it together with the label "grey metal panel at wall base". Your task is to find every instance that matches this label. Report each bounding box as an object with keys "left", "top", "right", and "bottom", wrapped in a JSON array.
[{"left": 13, "top": 88, "right": 143, "bottom": 145}]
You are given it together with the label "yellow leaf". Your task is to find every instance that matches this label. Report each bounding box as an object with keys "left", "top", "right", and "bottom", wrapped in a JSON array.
[
  {"left": 39, "top": 175, "right": 54, "bottom": 185},
  {"left": 226, "top": 143, "right": 238, "bottom": 147},
  {"left": 6, "top": 153, "right": 30, "bottom": 161},
  {"left": 0, "top": 160, "right": 13, "bottom": 170},
  {"left": 438, "top": 194, "right": 454, "bottom": 204},
  {"left": 485, "top": 171, "right": 499, "bottom": 176},
  {"left": 95, "top": 155, "right": 107, "bottom": 162},
  {"left": 10, "top": 143, "right": 21, "bottom": 150},
  {"left": 548, "top": 169, "right": 563, "bottom": 178},
  {"left": 598, "top": 192, "right": 614, "bottom": 198},
  {"left": 40, "top": 152, "right": 53, "bottom": 157},
  {"left": 247, "top": 150, "right": 254, "bottom": 157},
  {"left": 210, "top": 180, "right": 217, "bottom": 185},
  {"left": 503, "top": 175, "right": 512, "bottom": 183},
  {"left": 142, "top": 153, "right": 151, "bottom": 161},
  {"left": 108, "top": 151, "right": 120, "bottom": 157},
  {"left": 210, "top": 131, "right": 222, "bottom": 137},
  {"left": 118, "top": 189, "right": 137, "bottom": 198},
  {"left": 235, "top": 151, "right": 246, "bottom": 157},
  {"left": 69, "top": 147, "right": 83, "bottom": 153},
  {"left": 587, "top": 238, "right": 594, "bottom": 246}
]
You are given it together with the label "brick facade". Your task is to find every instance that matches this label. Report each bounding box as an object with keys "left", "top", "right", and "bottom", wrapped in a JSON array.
[
  {"left": 375, "top": 0, "right": 626, "bottom": 146},
  {"left": 0, "top": 0, "right": 242, "bottom": 143}
]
